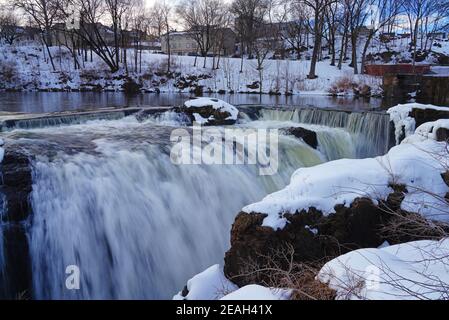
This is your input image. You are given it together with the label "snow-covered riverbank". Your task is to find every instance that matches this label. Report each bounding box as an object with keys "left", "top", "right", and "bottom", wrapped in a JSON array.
[{"left": 0, "top": 45, "right": 382, "bottom": 96}]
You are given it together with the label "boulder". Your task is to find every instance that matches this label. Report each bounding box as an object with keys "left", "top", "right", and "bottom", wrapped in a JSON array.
[
  {"left": 435, "top": 126, "right": 449, "bottom": 142},
  {"left": 224, "top": 197, "right": 390, "bottom": 287},
  {"left": 282, "top": 127, "right": 318, "bottom": 149},
  {"left": 178, "top": 97, "right": 239, "bottom": 126},
  {"left": 122, "top": 78, "right": 142, "bottom": 94}
]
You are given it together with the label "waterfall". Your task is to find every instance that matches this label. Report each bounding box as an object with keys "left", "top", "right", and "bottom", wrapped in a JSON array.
[
  {"left": 0, "top": 112, "right": 127, "bottom": 132},
  {"left": 0, "top": 106, "right": 387, "bottom": 299},
  {"left": 26, "top": 134, "right": 330, "bottom": 299},
  {"left": 257, "top": 108, "right": 392, "bottom": 157}
]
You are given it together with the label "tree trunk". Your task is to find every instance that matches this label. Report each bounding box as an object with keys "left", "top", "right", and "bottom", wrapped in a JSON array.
[
  {"left": 361, "top": 33, "right": 374, "bottom": 75},
  {"left": 351, "top": 33, "right": 358, "bottom": 74},
  {"left": 308, "top": 13, "right": 321, "bottom": 79}
]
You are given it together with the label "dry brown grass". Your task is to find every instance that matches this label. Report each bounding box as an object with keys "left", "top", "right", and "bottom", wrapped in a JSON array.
[{"left": 234, "top": 244, "right": 336, "bottom": 300}]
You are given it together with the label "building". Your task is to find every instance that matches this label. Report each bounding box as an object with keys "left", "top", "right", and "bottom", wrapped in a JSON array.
[
  {"left": 428, "top": 32, "right": 447, "bottom": 40},
  {"left": 15, "top": 26, "right": 41, "bottom": 43},
  {"left": 161, "top": 28, "right": 236, "bottom": 56}
]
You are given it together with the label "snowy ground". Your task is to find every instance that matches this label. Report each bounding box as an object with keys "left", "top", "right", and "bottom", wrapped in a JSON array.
[
  {"left": 1, "top": 35, "right": 448, "bottom": 95},
  {"left": 0, "top": 44, "right": 380, "bottom": 95},
  {"left": 318, "top": 239, "right": 449, "bottom": 300}
]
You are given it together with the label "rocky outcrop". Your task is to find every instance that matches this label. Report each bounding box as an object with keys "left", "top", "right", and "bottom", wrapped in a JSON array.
[
  {"left": 224, "top": 197, "right": 390, "bottom": 287},
  {"left": 0, "top": 145, "right": 33, "bottom": 299},
  {"left": 282, "top": 127, "right": 318, "bottom": 149},
  {"left": 223, "top": 187, "right": 445, "bottom": 287}
]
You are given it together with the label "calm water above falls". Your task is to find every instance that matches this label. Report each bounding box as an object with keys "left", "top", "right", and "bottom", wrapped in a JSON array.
[{"left": 0, "top": 92, "right": 386, "bottom": 113}]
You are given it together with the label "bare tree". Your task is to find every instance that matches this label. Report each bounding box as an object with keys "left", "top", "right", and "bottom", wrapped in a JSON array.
[
  {"left": 177, "top": 0, "right": 228, "bottom": 68},
  {"left": 344, "top": 0, "right": 370, "bottom": 74},
  {"left": 104, "top": 0, "right": 132, "bottom": 68},
  {"left": 60, "top": 0, "right": 120, "bottom": 72},
  {"left": 402, "top": 0, "right": 440, "bottom": 68},
  {"left": 277, "top": 0, "right": 310, "bottom": 60},
  {"left": 13, "top": 0, "right": 64, "bottom": 70},
  {"left": 231, "top": 0, "right": 269, "bottom": 72},
  {"left": 151, "top": 1, "right": 171, "bottom": 72},
  {"left": 130, "top": 1, "right": 147, "bottom": 73},
  {"left": 301, "top": 0, "right": 336, "bottom": 79},
  {"left": 360, "top": 0, "right": 403, "bottom": 74},
  {"left": 0, "top": 9, "right": 21, "bottom": 45}
]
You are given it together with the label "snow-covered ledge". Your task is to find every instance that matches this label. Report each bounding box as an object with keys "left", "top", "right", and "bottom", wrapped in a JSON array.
[
  {"left": 173, "top": 264, "right": 291, "bottom": 300},
  {"left": 387, "top": 103, "right": 449, "bottom": 144}
]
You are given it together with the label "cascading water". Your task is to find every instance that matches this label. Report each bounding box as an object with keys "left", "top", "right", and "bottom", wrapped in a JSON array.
[
  {"left": 0, "top": 106, "right": 389, "bottom": 299},
  {"left": 257, "top": 108, "right": 392, "bottom": 157}
]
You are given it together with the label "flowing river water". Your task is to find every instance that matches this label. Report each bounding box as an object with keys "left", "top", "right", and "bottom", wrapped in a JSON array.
[{"left": 0, "top": 96, "right": 393, "bottom": 299}]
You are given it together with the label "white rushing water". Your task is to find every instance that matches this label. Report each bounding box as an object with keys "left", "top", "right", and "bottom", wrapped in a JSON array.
[
  {"left": 0, "top": 107, "right": 388, "bottom": 299},
  {"left": 258, "top": 108, "right": 392, "bottom": 157}
]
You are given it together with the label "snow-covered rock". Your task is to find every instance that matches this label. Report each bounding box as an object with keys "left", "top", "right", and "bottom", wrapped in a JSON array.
[
  {"left": 181, "top": 97, "right": 239, "bottom": 126},
  {"left": 173, "top": 264, "right": 238, "bottom": 300},
  {"left": 220, "top": 285, "right": 291, "bottom": 300},
  {"left": 173, "top": 264, "right": 291, "bottom": 300},
  {"left": 387, "top": 103, "right": 449, "bottom": 144},
  {"left": 243, "top": 130, "right": 449, "bottom": 230},
  {"left": 318, "top": 238, "right": 449, "bottom": 300},
  {"left": 414, "top": 119, "right": 449, "bottom": 141}
]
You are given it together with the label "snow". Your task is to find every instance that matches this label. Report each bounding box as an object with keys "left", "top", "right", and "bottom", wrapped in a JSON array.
[
  {"left": 414, "top": 119, "right": 449, "bottom": 140},
  {"left": 173, "top": 264, "right": 238, "bottom": 300},
  {"left": 243, "top": 126, "right": 449, "bottom": 230},
  {"left": 220, "top": 285, "right": 291, "bottom": 300},
  {"left": 172, "top": 265, "right": 291, "bottom": 300},
  {"left": 0, "top": 44, "right": 380, "bottom": 95},
  {"left": 184, "top": 97, "right": 239, "bottom": 121},
  {"left": 387, "top": 103, "right": 449, "bottom": 144},
  {"left": 318, "top": 239, "right": 449, "bottom": 300}
]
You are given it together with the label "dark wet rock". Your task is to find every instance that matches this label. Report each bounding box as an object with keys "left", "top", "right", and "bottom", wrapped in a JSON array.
[
  {"left": 223, "top": 192, "right": 437, "bottom": 287},
  {"left": 181, "top": 285, "right": 189, "bottom": 298},
  {"left": 410, "top": 107, "right": 449, "bottom": 128},
  {"left": 192, "top": 85, "right": 203, "bottom": 96},
  {"left": 122, "top": 78, "right": 142, "bottom": 94},
  {"left": 224, "top": 197, "right": 389, "bottom": 287},
  {"left": 1, "top": 147, "right": 33, "bottom": 222},
  {"left": 441, "top": 172, "right": 449, "bottom": 188},
  {"left": 282, "top": 127, "right": 318, "bottom": 149},
  {"left": 246, "top": 81, "right": 260, "bottom": 90},
  {"left": 435, "top": 126, "right": 449, "bottom": 142},
  {"left": 0, "top": 145, "right": 33, "bottom": 299}
]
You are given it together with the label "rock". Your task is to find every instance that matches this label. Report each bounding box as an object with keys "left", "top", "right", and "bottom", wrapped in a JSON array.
[
  {"left": 282, "top": 127, "right": 318, "bottom": 149},
  {"left": 0, "top": 145, "right": 33, "bottom": 299},
  {"left": 224, "top": 197, "right": 388, "bottom": 287},
  {"left": 178, "top": 97, "right": 239, "bottom": 126},
  {"left": 1, "top": 147, "right": 33, "bottom": 222},
  {"left": 441, "top": 171, "right": 449, "bottom": 187},
  {"left": 435, "top": 126, "right": 449, "bottom": 142},
  {"left": 246, "top": 81, "right": 260, "bottom": 90},
  {"left": 122, "top": 78, "right": 142, "bottom": 94},
  {"left": 410, "top": 108, "right": 449, "bottom": 127}
]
